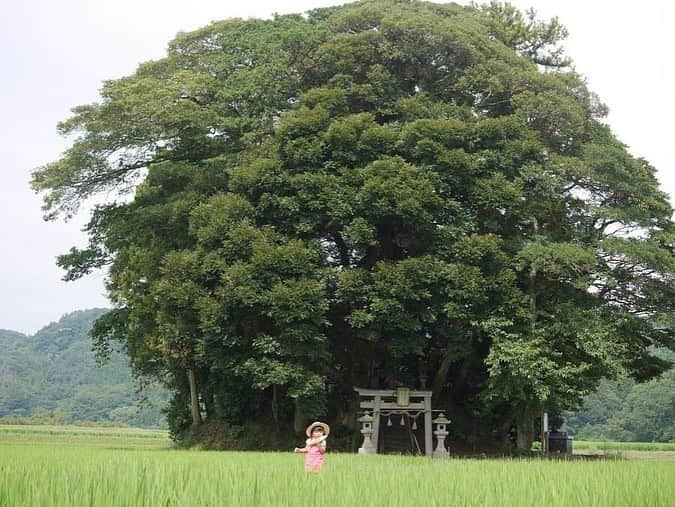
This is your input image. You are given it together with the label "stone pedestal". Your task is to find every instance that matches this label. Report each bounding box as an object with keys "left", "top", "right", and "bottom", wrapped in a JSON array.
[
  {"left": 358, "top": 411, "right": 376, "bottom": 455},
  {"left": 432, "top": 413, "right": 450, "bottom": 459}
]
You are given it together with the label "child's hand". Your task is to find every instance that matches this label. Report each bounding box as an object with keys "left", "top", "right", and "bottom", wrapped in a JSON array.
[{"left": 294, "top": 447, "right": 300, "bottom": 453}]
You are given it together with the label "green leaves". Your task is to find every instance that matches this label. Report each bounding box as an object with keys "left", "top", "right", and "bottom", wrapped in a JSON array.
[
  {"left": 358, "top": 158, "right": 442, "bottom": 225},
  {"left": 516, "top": 239, "right": 596, "bottom": 278},
  {"left": 189, "top": 193, "right": 255, "bottom": 248}
]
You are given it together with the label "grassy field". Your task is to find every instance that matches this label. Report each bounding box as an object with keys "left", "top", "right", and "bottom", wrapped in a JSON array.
[
  {"left": 1, "top": 426, "right": 673, "bottom": 506},
  {"left": 572, "top": 440, "right": 675, "bottom": 460},
  {"left": 574, "top": 440, "right": 675, "bottom": 452},
  {"left": 0, "top": 424, "right": 169, "bottom": 448}
]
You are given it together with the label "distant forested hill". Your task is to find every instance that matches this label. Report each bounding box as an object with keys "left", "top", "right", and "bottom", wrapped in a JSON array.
[
  {"left": 0, "top": 329, "right": 26, "bottom": 353},
  {"left": 565, "top": 349, "right": 674, "bottom": 442},
  {"left": 0, "top": 309, "right": 167, "bottom": 428}
]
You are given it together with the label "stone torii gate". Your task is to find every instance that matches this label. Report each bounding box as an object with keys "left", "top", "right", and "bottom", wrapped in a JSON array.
[{"left": 354, "top": 387, "right": 434, "bottom": 457}]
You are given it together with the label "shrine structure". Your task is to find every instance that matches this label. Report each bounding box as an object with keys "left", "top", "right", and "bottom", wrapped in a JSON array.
[{"left": 355, "top": 387, "right": 450, "bottom": 458}]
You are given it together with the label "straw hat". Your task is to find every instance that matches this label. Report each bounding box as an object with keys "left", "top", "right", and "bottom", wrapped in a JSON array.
[{"left": 305, "top": 421, "right": 330, "bottom": 437}]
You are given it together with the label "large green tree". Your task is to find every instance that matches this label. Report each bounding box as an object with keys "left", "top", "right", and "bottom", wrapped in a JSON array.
[{"left": 32, "top": 0, "right": 674, "bottom": 450}]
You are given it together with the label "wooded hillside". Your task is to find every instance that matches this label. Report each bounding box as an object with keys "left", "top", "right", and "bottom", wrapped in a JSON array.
[{"left": 0, "top": 309, "right": 166, "bottom": 427}]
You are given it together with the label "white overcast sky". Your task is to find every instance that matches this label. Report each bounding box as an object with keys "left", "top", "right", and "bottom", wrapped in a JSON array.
[{"left": 1, "top": 0, "right": 673, "bottom": 334}]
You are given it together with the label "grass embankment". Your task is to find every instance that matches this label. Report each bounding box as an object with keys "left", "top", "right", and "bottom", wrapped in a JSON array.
[{"left": 1, "top": 427, "right": 673, "bottom": 506}]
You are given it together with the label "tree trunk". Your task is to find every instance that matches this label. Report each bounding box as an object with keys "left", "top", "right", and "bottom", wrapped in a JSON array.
[
  {"left": 517, "top": 221, "right": 539, "bottom": 452},
  {"left": 202, "top": 380, "right": 215, "bottom": 420},
  {"left": 187, "top": 367, "right": 201, "bottom": 427},
  {"left": 432, "top": 353, "right": 451, "bottom": 399},
  {"left": 293, "top": 398, "right": 304, "bottom": 434},
  {"left": 433, "top": 347, "right": 473, "bottom": 400},
  {"left": 528, "top": 266, "right": 537, "bottom": 318},
  {"left": 515, "top": 404, "right": 534, "bottom": 451},
  {"left": 272, "top": 384, "right": 280, "bottom": 430},
  {"left": 337, "top": 396, "right": 360, "bottom": 451},
  {"left": 529, "top": 218, "right": 539, "bottom": 320},
  {"left": 450, "top": 353, "right": 474, "bottom": 403}
]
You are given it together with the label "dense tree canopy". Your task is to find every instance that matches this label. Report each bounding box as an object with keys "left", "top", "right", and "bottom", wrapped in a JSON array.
[{"left": 32, "top": 0, "right": 674, "bottom": 450}]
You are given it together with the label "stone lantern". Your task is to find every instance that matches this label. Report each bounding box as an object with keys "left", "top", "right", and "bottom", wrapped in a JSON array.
[
  {"left": 358, "top": 411, "right": 376, "bottom": 455},
  {"left": 432, "top": 413, "right": 450, "bottom": 458}
]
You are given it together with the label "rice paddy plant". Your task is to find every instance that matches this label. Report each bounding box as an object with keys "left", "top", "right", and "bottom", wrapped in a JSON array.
[
  {"left": 0, "top": 425, "right": 169, "bottom": 450},
  {"left": 1, "top": 438, "right": 673, "bottom": 507},
  {"left": 0, "top": 425, "right": 168, "bottom": 440},
  {"left": 574, "top": 440, "right": 675, "bottom": 452}
]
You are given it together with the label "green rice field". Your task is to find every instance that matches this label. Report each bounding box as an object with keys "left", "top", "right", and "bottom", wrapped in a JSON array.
[
  {"left": 1, "top": 425, "right": 673, "bottom": 506},
  {"left": 573, "top": 440, "right": 675, "bottom": 452}
]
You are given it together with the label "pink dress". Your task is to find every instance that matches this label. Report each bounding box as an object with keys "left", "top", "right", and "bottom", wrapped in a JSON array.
[{"left": 305, "top": 438, "right": 326, "bottom": 471}]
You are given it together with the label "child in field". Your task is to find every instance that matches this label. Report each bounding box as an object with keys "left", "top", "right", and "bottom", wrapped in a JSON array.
[{"left": 294, "top": 421, "right": 329, "bottom": 472}]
